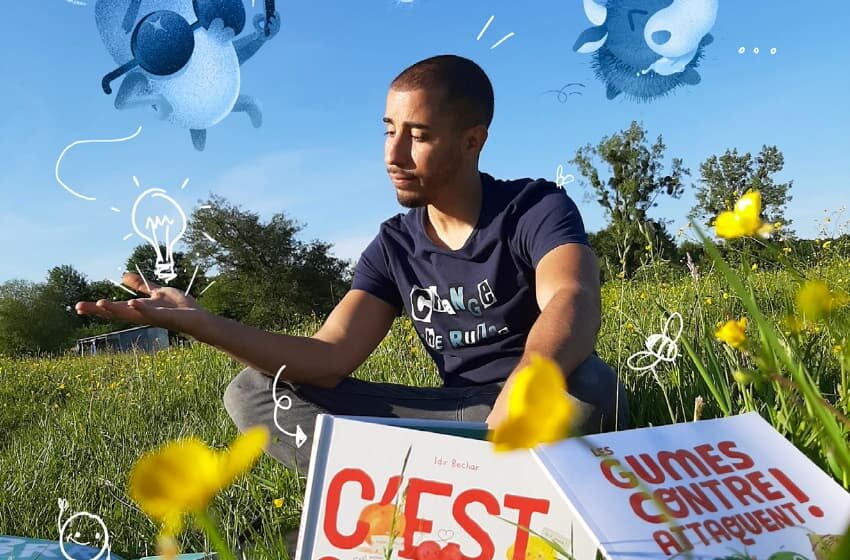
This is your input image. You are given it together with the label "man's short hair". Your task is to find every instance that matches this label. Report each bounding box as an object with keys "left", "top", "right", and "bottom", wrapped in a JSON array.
[{"left": 390, "top": 54, "right": 494, "bottom": 130}]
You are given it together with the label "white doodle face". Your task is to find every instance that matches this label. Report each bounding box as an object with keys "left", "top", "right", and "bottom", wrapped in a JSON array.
[{"left": 59, "top": 512, "right": 110, "bottom": 560}]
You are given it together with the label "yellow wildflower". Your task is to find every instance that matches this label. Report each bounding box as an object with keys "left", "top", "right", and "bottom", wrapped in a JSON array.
[
  {"left": 704, "top": 297, "right": 713, "bottom": 305},
  {"left": 715, "top": 318, "right": 748, "bottom": 350},
  {"left": 722, "top": 292, "right": 729, "bottom": 300},
  {"left": 782, "top": 247, "right": 792, "bottom": 255},
  {"left": 732, "top": 369, "right": 753, "bottom": 385},
  {"left": 797, "top": 280, "right": 850, "bottom": 321},
  {"left": 506, "top": 535, "right": 557, "bottom": 560},
  {"left": 822, "top": 240, "right": 832, "bottom": 249},
  {"left": 714, "top": 191, "right": 774, "bottom": 239},
  {"left": 273, "top": 498, "right": 284, "bottom": 508},
  {"left": 782, "top": 315, "right": 803, "bottom": 335},
  {"left": 751, "top": 263, "right": 758, "bottom": 271},
  {"left": 129, "top": 426, "right": 269, "bottom": 536},
  {"left": 488, "top": 354, "right": 574, "bottom": 452}
]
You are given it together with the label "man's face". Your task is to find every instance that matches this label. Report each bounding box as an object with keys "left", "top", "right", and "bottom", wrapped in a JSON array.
[{"left": 383, "top": 87, "right": 466, "bottom": 208}]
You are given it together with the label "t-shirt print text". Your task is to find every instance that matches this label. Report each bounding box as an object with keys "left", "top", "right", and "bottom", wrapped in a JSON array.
[{"left": 409, "top": 279, "right": 510, "bottom": 350}]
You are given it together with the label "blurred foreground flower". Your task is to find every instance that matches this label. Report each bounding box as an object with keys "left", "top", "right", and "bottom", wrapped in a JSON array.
[
  {"left": 714, "top": 191, "right": 774, "bottom": 239},
  {"left": 506, "top": 534, "right": 558, "bottom": 560},
  {"left": 488, "top": 353, "right": 574, "bottom": 452},
  {"left": 716, "top": 317, "right": 748, "bottom": 350},
  {"left": 129, "top": 426, "right": 268, "bottom": 557},
  {"left": 797, "top": 280, "right": 849, "bottom": 322}
]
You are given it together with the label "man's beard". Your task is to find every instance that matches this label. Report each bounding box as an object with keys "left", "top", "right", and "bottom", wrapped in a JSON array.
[{"left": 395, "top": 154, "right": 462, "bottom": 209}]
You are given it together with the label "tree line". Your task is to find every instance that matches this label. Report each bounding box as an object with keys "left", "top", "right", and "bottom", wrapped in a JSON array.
[
  {"left": 1, "top": 120, "right": 831, "bottom": 357},
  {"left": 0, "top": 195, "right": 351, "bottom": 357}
]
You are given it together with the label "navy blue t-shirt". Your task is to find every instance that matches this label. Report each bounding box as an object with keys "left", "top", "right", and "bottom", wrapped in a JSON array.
[{"left": 351, "top": 172, "right": 590, "bottom": 387}]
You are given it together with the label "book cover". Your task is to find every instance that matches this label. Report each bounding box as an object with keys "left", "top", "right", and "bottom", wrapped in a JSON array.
[
  {"left": 296, "top": 415, "right": 598, "bottom": 560},
  {"left": 534, "top": 412, "right": 850, "bottom": 559}
]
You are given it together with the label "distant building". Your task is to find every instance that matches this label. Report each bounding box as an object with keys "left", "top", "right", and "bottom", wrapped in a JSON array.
[{"left": 75, "top": 325, "right": 170, "bottom": 355}]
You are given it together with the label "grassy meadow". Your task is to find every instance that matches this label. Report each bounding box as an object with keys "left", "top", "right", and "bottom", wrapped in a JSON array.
[{"left": 1, "top": 238, "right": 849, "bottom": 559}]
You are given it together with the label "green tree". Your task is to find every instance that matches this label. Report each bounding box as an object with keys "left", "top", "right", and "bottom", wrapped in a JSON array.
[
  {"left": 571, "top": 121, "right": 689, "bottom": 277},
  {"left": 689, "top": 145, "right": 793, "bottom": 235},
  {"left": 182, "top": 194, "right": 352, "bottom": 330},
  {"left": 0, "top": 279, "right": 76, "bottom": 356}
]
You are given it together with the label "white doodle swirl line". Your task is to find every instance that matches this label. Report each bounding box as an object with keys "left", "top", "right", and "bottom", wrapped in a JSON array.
[
  {"left": 55, "top": 126, "right": 143, "bottom": 201},
  {"left": 272, "top": 364, "right": 308, "bottom": 448}
]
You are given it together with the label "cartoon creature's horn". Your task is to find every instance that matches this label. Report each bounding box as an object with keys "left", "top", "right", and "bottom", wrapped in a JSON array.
[
  {"left": 645, "top": 0, "right": 718, "bottom": 58},
  {"left": 583, "top": 0, "right": 608, "bottom": 25}
]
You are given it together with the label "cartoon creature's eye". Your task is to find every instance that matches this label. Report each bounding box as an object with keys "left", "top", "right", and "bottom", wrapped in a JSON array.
[{"left": 132, "top": 11, "right": 195, "bottom": 75}]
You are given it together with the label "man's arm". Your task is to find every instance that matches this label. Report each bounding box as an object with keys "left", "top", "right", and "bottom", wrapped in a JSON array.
[
  {"left": 194, "top": 289, "right": 397, "bottom": 387},
  {"left": 485, "top": 243, "right": 601, "bottom": 427},
  {"left": 76, "top": 273, "right": 398, "bottom": 389}
]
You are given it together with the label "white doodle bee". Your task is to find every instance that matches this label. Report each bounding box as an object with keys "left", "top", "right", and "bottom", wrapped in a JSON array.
[
  {"left": 95, "top": 0, "right": 280, "bottom": 151},
  {"left": 57, "top": 498, "right": 112, "bottom": 560},
  {"left": 626, "top": 312, "right": 682, "bottom": 372}
]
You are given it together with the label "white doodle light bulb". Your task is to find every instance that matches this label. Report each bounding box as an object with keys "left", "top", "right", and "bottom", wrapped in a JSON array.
[{"left": 131, "top": 188, "right": 187, "bottom": 284}]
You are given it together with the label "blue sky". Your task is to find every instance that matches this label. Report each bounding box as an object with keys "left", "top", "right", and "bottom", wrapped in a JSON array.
[{"left": 1, "top": 0, "right": 848, "bottom": 285}]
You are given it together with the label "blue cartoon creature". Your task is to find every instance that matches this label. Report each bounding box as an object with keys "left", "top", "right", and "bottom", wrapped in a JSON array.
[
  {"left": 95, "top": 0, "right": 281, "bottom": 150},
  {"left": 574, "top": 0, "right": 717, "bottom": 101}
]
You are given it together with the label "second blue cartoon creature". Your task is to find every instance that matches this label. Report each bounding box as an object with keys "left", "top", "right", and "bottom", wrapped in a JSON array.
[
  {"left": 574, "top": 0, "right": 717, "bottom": 101},
  {"left": 95, "top": 0, "right": 281, "bottom": 150}
]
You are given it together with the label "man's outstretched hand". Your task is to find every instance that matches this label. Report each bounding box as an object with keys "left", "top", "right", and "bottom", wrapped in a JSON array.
[{"left": 74, "top": 272, "right": 210, "bottom": 337}]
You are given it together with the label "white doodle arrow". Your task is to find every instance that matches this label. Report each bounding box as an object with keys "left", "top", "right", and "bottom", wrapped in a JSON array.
[{"left": 272, "top": 365, "right": 308, "bottom": 448}]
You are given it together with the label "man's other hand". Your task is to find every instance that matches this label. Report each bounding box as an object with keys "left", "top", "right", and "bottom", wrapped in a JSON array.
[{"left": 74, "top": 272, "right": 210, "bottom": 336}]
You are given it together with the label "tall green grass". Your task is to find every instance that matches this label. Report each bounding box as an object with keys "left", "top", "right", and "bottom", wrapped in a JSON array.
[{"left": 1, "top": 248, "right": 848, "bottom": 558}]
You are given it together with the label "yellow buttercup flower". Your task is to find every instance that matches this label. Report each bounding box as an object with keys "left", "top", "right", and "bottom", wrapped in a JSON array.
[
  {"left": 488, "top": 354, "right": 574, "bottom": 452},
  {"left": 797, "top": 280, "right": 850, "bottom": 321},
  {"left": 129, "top": 426, "right": 269, "bottom": 536},
  {"left": 714, "top": 191, "right": 774, "bottom": 239},
  {"left": 782, "top": 314, "right": 804, "bottom": 335},
  {"left": 715, "top": 317, "right": 748, "bottom": 350},
  {"left": 273, "top": 498, "right": 284, "bottom": 508},
  {"left": 732, "top": 369, "right": 753, "bottom": 385},
  {"left": 506, "top": 535, "right": 558, "bottom": 560}
]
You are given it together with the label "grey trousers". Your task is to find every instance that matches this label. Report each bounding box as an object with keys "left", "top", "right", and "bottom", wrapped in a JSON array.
[{"left": 223, "top": 353, "right": 629, "bottom": 477}]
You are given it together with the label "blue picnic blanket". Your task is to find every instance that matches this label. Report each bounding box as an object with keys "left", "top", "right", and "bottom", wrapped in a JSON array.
[
  {"left": 0, "top": 535, "right": 125, "bottom": 559},
  {"left": 0, "top": 536, "right": 218, "bottom": 559}
]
